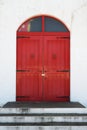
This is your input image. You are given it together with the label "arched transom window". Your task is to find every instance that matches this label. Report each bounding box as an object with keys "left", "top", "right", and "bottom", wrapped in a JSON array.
[{"left": 18, "top": 16, "right": 69, "bottom": 32}]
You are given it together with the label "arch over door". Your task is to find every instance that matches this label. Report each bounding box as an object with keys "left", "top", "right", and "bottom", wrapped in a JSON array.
[{"left": 16, "top": 15, "right": 70, "bottom": 102}]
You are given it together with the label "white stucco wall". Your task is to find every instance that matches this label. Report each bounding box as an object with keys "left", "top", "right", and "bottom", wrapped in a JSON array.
[{"left": 0, "top": 0, "right": 87, "bottom": 107}]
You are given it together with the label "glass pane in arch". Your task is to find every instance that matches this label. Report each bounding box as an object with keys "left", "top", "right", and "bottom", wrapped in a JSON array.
[
  {"left": 45, "top": 17, "right": 68, "bottom": 32},
  {"left": 18, "top": 17, "right": 42, "bottom": 32}
]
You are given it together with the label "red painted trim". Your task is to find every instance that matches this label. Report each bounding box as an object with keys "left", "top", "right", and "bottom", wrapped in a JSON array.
[
  {"left": 17, "top": 32, "right": 70, "bottom": 37},
  {"left": 42, "top": 16, "right": 44, "bottom": 32}
]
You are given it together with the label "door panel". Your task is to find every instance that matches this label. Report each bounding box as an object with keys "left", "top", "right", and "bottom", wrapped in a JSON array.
[
  {"left": 44, "top": 36, "right": 70, "bottom": 71},
  {"left": 16, "top": 72, "right": 42, "bottom": 101},
  {"left": 43, "top": 72, "right": 70, "bottom": 101},
  {"left": 43, "top": 36, "right": 70, "bottom": 101},
  {"left": 16, "top": 36, "right": 43, "bottom": 101},
  {"left": 17, "top": 36, "right": 43, "bottom": 71}
]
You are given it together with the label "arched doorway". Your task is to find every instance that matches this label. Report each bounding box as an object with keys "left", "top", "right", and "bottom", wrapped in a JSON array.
[{"left": 16, "top": 15, "right": 70, "bottom": 102}]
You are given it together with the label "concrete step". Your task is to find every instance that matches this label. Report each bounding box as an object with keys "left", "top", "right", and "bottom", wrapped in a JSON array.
[
  {"left": 0, "top": 108, "right": 87, "bottom": 130},
  {"left": 0, "top": 113, "right": 87, "bottom": 123},
  {"left": 0, "top": 126, "right": 87, "bottom": 130}
]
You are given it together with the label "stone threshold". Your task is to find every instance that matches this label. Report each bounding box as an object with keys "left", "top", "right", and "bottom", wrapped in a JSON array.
[{"left": 3, "top": 101, "right": 85, "bottom": 108}]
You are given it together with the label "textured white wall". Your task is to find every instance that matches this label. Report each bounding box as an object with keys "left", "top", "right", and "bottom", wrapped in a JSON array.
[
  {"left": 71, "top": 5, "right": 87, "bottom": 106},
  {"left": 0, "top": 0, "right": 87, "bottom": 106}
]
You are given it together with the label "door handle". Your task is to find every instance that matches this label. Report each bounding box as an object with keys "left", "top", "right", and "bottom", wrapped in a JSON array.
[{"left": 41, "top": 73, "right": 45, "bottom": 77}]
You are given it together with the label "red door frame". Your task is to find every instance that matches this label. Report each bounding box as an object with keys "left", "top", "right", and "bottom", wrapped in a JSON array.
[{"left": 16, "top": 15, "right": 70, "bottom": 102}]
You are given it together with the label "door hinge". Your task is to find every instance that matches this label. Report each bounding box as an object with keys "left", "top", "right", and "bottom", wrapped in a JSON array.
[
  {"left": 16, "top": 96, "right": 30, "bottom": 98},
  {"left": 17, "top": 36, "right": 30, "bottom": 38},
  {"left": 16, "top": 70, "right": 30, "bottom": 72},
  {"left": 56, "top": 37, "right": 70, "bottom": 39},
  {"left": 56, "top": 70, "right": 70, "bottom": 72}
]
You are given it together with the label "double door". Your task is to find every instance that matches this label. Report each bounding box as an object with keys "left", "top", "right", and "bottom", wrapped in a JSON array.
[{"left": 16, "top": 35, "right": 70, "bottom": 101}]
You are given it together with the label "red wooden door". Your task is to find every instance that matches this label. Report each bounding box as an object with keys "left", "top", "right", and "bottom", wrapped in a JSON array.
[
  {"left": 16, "top": 36, "right": 43, "bottom": 101},
  {"left": 43, "top": 36, "right": 70, "bottom": 101},
  {"left": 16, "top": 35, "right": 70, "bottom": 101}
]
